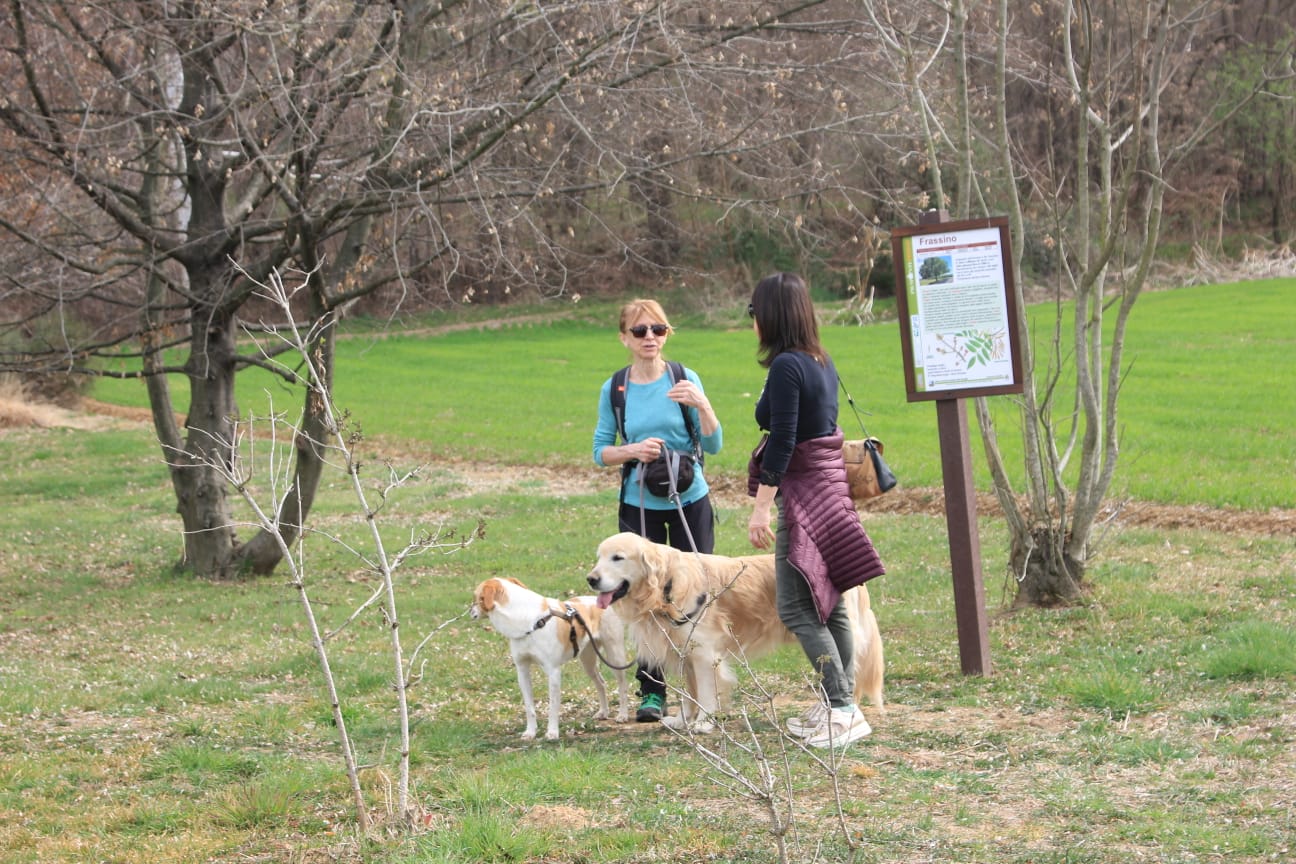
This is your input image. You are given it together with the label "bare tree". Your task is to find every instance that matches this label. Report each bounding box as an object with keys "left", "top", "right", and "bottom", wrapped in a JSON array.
[
  {"left": 863, "top": 0, "right": 1288, "bottom": 604},
  {"left": 206, "top": 267, "right": 481, "bottom": 829},
  {"left": 8, "top": 0, "right": 1274, "bottom": 588},
  {"left": 0, "top": 0, "right": 894, "bottom": 578}
]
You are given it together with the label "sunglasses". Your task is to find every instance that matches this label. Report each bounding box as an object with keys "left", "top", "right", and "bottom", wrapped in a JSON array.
[
  {"left": 628, "top": 323, "right": 670, "bottom": 338},
  {"left": 746, "top": 302, "right": 755, "bottom": 319}
]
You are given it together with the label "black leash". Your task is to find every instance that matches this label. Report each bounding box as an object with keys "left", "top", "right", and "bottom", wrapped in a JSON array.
[
  {"left": 563, "top": 603, "right": 636, "bottom": 671},
  {"left": 532, "top": 600, "right": 636, "bottom": 672}
]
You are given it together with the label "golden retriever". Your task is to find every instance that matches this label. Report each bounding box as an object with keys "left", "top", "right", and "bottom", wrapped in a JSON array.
[
  {"left": 471, "top": 577, "right": 631, "bottom": 740},
  {"left": 586, "top": 532, "right": 883, "bottom": 732}
]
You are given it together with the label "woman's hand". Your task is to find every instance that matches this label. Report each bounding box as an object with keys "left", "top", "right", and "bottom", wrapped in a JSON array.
[
  {"left": 748, "top": 505, "right": 774, "bottom": 549},
  {"left": 668, "top": 380, "right": 719, "bottom": 435},
  {"left": 666, "top": 379, "right": 703, "bottom": 407},
  {"left": 637, "top": 438, "right": 664, "bottom": 462},
  {"left": 748, "top": 483, "right": 777, "bottom": 549}
]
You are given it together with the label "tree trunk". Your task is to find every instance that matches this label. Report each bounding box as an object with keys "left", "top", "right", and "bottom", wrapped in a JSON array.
[
  {"left": 169, "top": 303, "right": 242, "bottom": 579},
  {"left": 238, "top": 204, "right": 363, "bottom": 576},
  {"left": 238, "top": 325, "right": 335, "bottom": 575},
  {"left": 1010, "top": 526, "right": 1085, "bottom": 608}
]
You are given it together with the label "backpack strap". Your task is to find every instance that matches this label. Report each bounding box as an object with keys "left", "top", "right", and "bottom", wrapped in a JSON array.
[
  {"left": 667, "top": 360, "right": 703, "bottom": 465},
  {"left": 610, "top": 365, "right": 631, "bottom": 445},
  {"left": 609, "top": 366, "right": 633, "bottom": 485}
]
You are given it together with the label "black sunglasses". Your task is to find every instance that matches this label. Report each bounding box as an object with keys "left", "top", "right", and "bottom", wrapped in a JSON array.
[
  {"left": 628, "top": 323, "right": 670, "bottom": 338},
  {"left": 746, "top": 302, "right": 755, "bottom": 319}
]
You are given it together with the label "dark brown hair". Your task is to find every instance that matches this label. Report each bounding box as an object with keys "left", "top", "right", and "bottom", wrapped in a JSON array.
[{"left": 750, "top": 272, "right": 824, "bottom": 368}]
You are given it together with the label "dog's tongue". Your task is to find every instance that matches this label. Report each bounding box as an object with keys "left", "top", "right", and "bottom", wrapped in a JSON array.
[{"left": 596, "top": 591, "right": 613, "bottom": 609}]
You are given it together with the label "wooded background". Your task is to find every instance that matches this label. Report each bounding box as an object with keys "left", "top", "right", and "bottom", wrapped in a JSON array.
[{"left": 2, "top": 0, "right": 1291, "bottom": 341}]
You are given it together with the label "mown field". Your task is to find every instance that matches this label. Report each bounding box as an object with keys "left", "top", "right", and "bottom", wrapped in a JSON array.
[{"left": 1, "top": 279, "right": 1293, "bottom": 863}]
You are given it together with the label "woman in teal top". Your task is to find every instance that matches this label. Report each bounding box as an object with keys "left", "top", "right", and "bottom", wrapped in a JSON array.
[{"left": 592, "top": 298, "right": 723, "bottom": 721}]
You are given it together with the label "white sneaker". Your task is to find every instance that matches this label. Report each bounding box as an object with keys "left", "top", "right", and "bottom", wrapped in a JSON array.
[
  {"left": 785, "top": 701, "right": 829, "bottom": 738},
  {"left": 804, "top": 706, "right": 872, "bottom": 749}
]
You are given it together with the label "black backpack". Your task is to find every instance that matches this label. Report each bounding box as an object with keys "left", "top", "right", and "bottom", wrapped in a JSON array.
[{"left": 609, "top": 361, "right": 703, "bottom": 492}]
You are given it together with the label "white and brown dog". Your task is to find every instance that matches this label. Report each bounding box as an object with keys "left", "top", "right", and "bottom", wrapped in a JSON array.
[{"left": 470, "top": 577, "right": 631, "bottom": 740}]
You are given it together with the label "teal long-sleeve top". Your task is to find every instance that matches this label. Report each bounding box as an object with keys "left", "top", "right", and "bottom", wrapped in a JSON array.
[{"left": 592, "top": 365, "right": 722, "bottom": 509}]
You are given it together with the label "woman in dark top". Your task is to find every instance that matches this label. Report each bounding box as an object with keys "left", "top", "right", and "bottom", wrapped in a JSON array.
[{"left": 746, "top": 272, "right": 884, "bottom": 749}]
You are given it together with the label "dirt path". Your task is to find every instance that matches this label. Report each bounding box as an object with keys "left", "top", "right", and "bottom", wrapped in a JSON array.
[
  {"left": 7, "top": 396, "right": 1292, "bottom": 538},
  {"left": 416, "top": 461, "right": 1296, "bottom": 538}
]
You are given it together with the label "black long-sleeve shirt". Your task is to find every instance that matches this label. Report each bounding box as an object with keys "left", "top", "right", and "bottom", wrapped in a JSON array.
[{"left": 754, "top": 350, "right": 839, "bottom": 487}]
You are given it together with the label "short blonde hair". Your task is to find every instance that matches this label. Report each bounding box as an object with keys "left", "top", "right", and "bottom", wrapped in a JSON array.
[{"left": 618, "top": 298, "right": 673, "bottom": 334}]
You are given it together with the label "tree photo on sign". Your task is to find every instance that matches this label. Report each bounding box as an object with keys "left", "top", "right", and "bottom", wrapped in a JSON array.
[{"left": 919, "top": 255, "right": 954, "bottom": 284}]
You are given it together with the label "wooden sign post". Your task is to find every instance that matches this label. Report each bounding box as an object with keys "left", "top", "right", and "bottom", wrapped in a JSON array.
[{"left": 891, "top": 212, "right": 1023, "bottom": 676}]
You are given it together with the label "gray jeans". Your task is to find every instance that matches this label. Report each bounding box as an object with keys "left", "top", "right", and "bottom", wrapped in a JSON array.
[{"left": 775, "top": 516, "right": 856, "bottom": 709}]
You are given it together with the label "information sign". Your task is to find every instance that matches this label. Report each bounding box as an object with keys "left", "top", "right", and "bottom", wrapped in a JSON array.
[{"left": 891, "top": 217, "right": 1023, "bottom": 402}]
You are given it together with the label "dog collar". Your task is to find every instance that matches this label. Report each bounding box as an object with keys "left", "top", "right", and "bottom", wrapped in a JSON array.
[{"left": 661, "top": 578, "right": 709, "bottom": 627}]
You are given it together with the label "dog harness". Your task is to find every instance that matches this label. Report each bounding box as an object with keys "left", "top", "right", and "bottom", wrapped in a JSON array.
[
  {"left": 531, "top": 603, "right": 584, "bottom": 659},
  {"left": 657, "top": 558, "right": 756, "bottom": 627}
]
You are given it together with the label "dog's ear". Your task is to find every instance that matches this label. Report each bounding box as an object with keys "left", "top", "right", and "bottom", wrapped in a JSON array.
[
  {"left": 505, "top": 577, "right": 526, "bottom": 588},
  {"left": 478, "top": 578, "right": 506, "bottom": 612},
  {"left": 642, "top": 541, "right": 673, "bottom": 588},
  {"left": 638, "top": 535, "right": 670, "bottom": 595}
]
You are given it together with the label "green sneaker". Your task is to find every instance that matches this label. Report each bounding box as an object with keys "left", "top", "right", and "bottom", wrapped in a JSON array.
[{"left": 636, "top": 692, "right": 665, "bottom": 723}]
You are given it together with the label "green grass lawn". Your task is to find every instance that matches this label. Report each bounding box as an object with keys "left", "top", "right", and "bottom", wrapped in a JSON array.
[
  {"left": 92, "top": 278, "right": 1296, "bottom": 510},
  {"left": 3, "top": 278, "right": 1293, "bottom": 863}
]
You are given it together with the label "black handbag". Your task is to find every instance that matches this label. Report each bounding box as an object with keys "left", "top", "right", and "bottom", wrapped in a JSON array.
[
  {"left": 842, "top": 436, "right": 897, "bottom": 499},
  {"left": 866, "top": 437, "right": 898, "bottom": 493},
  {"left": 641, "top": 449, "right": 695, "bottom": 498}
]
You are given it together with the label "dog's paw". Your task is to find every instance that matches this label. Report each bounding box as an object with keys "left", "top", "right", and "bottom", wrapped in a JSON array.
[
  {"left": 544, "top": 729, "right": 560, "bottom": 741},
  {"left": 614, "top": 710, "right": 630, "bottom": 723},
  {"left": 521, "top": 730, "right": 537, "bottom": 741},
  {"left": 593, "top": 709, "right": 610, "bottom": 720}
]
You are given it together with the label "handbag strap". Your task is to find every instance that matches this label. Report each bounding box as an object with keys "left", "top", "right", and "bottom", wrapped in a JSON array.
[{"left": 836, "top": 372, "right": 872, "bottom": 438}]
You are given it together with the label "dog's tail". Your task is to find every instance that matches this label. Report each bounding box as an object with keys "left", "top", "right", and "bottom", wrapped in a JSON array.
[{"left": 849, "top": 588, "right": 886, "bottom": 713}]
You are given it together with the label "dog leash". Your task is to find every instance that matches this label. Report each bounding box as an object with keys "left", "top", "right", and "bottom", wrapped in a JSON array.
[
  {"left": 562, "top": 604, "right": 636, "bottom": 671},
  {"left": 635, "top": 460, "right": 711, "bottom": 629}
]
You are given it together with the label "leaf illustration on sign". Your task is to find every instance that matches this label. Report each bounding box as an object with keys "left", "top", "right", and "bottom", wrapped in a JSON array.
[{"left": 937, "top": 329, "right": 1007, "bottom": 369}]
